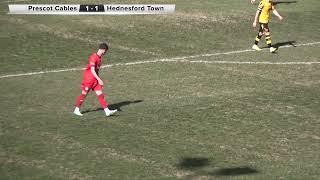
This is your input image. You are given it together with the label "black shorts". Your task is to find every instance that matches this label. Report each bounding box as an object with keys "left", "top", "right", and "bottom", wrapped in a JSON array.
[{"left": 259, "top": 23, "right": 269, "bottom": 32}]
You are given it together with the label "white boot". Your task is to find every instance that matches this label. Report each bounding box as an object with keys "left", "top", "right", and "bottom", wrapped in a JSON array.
[
  {"left": 104, "top": 108, "right": 117, "bottom": 116},
  {"left": 73, "top": 107, "right": 83, "bottom": 116},
  {"left": 252, "top": 44, "right": 262, "bottom": 51},
  {"left": 270, "top": 47, "right": 278, "bottom": 53}
]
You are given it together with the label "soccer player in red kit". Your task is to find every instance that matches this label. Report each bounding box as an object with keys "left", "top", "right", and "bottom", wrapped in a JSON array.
[{"left": 73, "top": 43, "right": 117, "bottom": 116}]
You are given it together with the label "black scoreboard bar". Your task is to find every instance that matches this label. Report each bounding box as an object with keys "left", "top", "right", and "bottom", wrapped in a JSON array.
[{"left": 79, "top": 4, "right": 105, "bottom": 12}]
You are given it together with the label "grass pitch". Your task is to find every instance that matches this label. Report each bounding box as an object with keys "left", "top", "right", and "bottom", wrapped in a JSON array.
[{"left": 0, "top": 0, "right": 320, "bottom": 179}]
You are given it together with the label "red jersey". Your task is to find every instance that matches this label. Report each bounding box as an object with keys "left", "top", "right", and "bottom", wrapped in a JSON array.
[{"left": 82, "top": 53, "right": 101, "bottom": 82}]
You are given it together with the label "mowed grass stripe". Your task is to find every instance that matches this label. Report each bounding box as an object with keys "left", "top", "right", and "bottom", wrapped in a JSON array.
[
  {"left": 0, "top": 41, "right": 319, "bottom": 79},
  {"left": 1, "top": 16, "right": 159, "bottom": 56},
  {"left": 98, "top": 63, "right": 320, "bottom": 170},
  {"left": 0, "top": 64, "right": 318, "bottom": 179},
  {"left": 0, "top": 64, "right": 273, "bottom": 178},
  {"left": 1, "top": 125, "right": 179, "bottom": 179},
  {"left": 2, "top": 62, "right": 319, "bottom": 178},
  {"left": 1, "top": 151, "right": 94, "bottom": 180},
  {"left": 0, "top": 16, "right": 156, "bottom": 75}
]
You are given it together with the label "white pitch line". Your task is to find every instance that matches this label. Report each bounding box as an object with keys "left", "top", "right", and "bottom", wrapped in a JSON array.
[
  {"left": 0, "top": 41, "right": 319, "bottom": 79},
  {"left": 0, "top": 68, "right": 84, "bottom": 79},
  {"left": 188, "top": 60, "right": 320, "bottom": 65}
]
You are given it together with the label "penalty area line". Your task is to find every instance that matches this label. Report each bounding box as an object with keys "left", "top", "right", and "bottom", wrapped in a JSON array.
[{"left": 0, "top": 41, "right": 320, "bottom": 79}]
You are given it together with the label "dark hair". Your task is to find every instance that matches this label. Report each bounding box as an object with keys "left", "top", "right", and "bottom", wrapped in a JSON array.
[{"left": 99, "top": 43, "right": 108, "bottom": 50}]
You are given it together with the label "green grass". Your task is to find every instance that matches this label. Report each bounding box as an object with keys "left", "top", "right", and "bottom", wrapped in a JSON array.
[{"left": 0, "top": 0, "right": 320, "bottom": 179}]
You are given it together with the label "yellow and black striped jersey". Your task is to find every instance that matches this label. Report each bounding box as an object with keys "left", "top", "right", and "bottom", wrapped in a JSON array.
[{"left": 258, "top": 0, "right": 275, "bottom": 23}]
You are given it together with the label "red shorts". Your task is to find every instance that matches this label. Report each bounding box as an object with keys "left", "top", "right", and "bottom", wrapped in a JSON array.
[{"left": 81, "top": 79, "right": 102, "bottom": 93}]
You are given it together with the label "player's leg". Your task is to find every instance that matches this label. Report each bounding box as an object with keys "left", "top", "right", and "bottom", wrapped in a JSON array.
[
  {"left": 264, "top": 24, "right": 277, "bottom": 53},
  {"left": 264, "top": 25, "right": 272, "bottom": 47},
  {"left": 74, "top": 83, "right": 90, "bottom": 116},
  {"left": 255, "top": 24, "right": 264, "bottom": 45},
  {"left": 93, "top": 84, "right": 117, "bottom": 116},
  {"left": 252, "top": 24, "right": 264, "bottom": 51}
]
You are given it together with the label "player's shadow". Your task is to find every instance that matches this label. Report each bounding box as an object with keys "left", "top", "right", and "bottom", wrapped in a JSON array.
[
  {"left": 273, "top": 0, "right": 297, "bottom": 5},
  {"left": 272, "top": 41, "right": 296, "bottom": 48},
  {"left": 262, "top": 41, "right": 296, "bottom": 49},
  {"left": 108, "top": 100, "right": 143, "bottom": 111},
  {"left": 176, "top": 157, "right": 259, "bottom": 179},
  {"left": 211, "top": 167, "right": 259, "bottom": 176},
  {"left": 177, "top": 157, "right": 210, "bottom": 170},
  {"left": 81, "top": 100, "right": 143, "bottom": 114}
]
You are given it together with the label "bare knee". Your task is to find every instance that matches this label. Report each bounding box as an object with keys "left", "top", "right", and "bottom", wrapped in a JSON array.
[
  {"left": 95, "top": 90, "right": 102, "bottom": 96},
  {"left": 81, "top": 90, "right": 87, "bottom": 95}
]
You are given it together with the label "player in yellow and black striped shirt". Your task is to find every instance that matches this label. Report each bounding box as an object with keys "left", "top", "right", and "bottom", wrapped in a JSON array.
[{"left": 252, "top": 0, "right": 283, "bottom": 53}]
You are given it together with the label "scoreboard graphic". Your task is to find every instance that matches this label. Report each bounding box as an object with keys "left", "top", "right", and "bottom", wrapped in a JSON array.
[{"left": 8, "top": 4, "right": 175, "bottom": 15}]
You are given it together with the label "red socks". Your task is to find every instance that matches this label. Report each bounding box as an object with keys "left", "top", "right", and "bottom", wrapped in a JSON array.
[
  {"left": 75, "top": 94, "right": 86, "bottom": 108},
  {"left": 97, "top": 94, "right": 108, "bottom": 109},
  {"left": 75, "top": 93, "right": 108, "bottom": 109}
]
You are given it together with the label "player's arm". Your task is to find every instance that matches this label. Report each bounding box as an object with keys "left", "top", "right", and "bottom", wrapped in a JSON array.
[
  {"left": 253, "top": 2, "right": 263, "bottom": 27},
  {"left": 88, "top": 56, "right": 104, "bottom": 85},
  {"left": 272, "top": 9, "right": 283, "bottom": 21},
  {"left": 252, "top": 8, "right": 261, "bottom": 27},
  {"left": 90, "top": 66, "right": 103, "bottom": 86}
]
